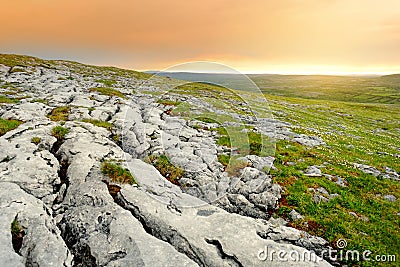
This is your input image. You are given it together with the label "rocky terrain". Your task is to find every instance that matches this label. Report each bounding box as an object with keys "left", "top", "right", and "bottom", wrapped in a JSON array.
[
  {"left": 0, "top": 56, "right": 399, "bottom": 266},
  {"left": 1, "top": 55, "right": 398, "bottom": 266}
]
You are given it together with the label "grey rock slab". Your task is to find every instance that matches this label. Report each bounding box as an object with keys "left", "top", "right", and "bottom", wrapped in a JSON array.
[
  {"left": 242, "top": 155, "right": 275, "bottom": 172},
  {"left": 0, "top": 182, "right": 72, "bottom": 267},
  {"left": 383, "top": 194, "right": 397, "bottom": 202},
  {"left": 353, "top": 163, "right": 381, "bottom": 177},
  {"left": 126, "top": 158, "right": 205, "bottom": 207},
  {"left": 118, "top": 185, "right": 332, "bottom": 266},
  {"left": 304, "top": 166, "right": 322, "bottom": 177}
]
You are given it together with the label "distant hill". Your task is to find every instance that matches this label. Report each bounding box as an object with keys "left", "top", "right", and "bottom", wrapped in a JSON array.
[
  {"left": 150, "top": 72, "right": 400, "bottom": 104},
  {"left": 380, "top": 74, "right": 400, "bottom": 83}
]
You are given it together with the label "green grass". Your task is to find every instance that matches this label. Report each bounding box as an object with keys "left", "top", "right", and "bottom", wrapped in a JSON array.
[
  {"left": 96, "top": 79, "right": 117, "bottom": 87},
  {"left": 252, "top": 74, "right": 400, "bottom": 104},
  {"left": 101, "top": 161, "right": 136, "bottom": 184},
  {"left": 217, "top": 154, "right": 230, "bottom": 167},
  {"left": 195, "top": 116, "right": 221, "bottom": 124},
  {"left": 156, "top": 99, "right": 181, "bottom": 106},
  {"left": 0, "top": 95, "right": 19, "bottom": 104},
  {"left": 31, "top": 137, "right": 41, "bottom": 145},
  {"left": 0, "top": 118, "right": 23, "bottom": 136},
  {"left": 30, "top": 98, "right": 49, "bottom": 104},
  {"left": 264, "top": 94, "right": 400, "bottom": 266},
  {"left": 10, "top": 219, "right": 22, "bottom": 236},
  {"left": 146, "top": 155, "right": 184, "bottom": 185},
  {"left": 51, "top": 126, "right": 69, "bottom": 140},
  {"left": 47, "top": 106, "right": 70, "bottom": 121},
  {"left": 214, "top": 126, "right": 274, "bottom": 157},
  {"left": 81, "top": 119, "right": 113, "bottom": 131},
  {"left": 89, "top": 87, "right": 125, "bottom": 98}
]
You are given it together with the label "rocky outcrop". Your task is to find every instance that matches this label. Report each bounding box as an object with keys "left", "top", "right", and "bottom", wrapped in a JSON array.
[{"left": 0, "top": 58, "right": 332, "bottom": 266}]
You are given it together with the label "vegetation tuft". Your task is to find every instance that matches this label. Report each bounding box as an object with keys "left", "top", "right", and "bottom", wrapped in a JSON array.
[
  {"left": 47, "top": 106, "right": 70, "bottom": 121},
  {"left": 81, "top": 119, "right": 113, "bottom": 131},
  {"left": 156, "top": 99, "right": 181, "bottom": 106},
  {"left": 101, "top": 161, "right": 136, "bottom": 184},
  {"left": 51, "top": 126, "right": 69, "bottom": 140},
  {"left": 89, "top": 87, "right": 125, "bottom": 98},
  {"left": 146, "top": 154, "right": 184, "bottom": 185},
  {"left": 0, "top": 118, "right": 23, "bottom": 136},
  {"left": 31, "top": 137, "right": 41, "bottom": 145}
]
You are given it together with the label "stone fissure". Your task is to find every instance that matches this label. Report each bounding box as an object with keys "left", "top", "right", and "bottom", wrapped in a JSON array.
[{"left": 204, "top": 238, "right": 243, "bottom": 267}]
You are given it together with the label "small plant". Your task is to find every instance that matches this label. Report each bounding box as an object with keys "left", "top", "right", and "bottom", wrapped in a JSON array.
[
  {"left": 112, "top": 134, "right": 120, "bottom": 143},
  {"left": 156, "top": 99, "right": 181, "bottom": 106},
  {"left": 81, "top": 119, "right": 113, "bottom": 131},
  {"left": 11, "top": 219, "right": 24, "bottom": 253},
  {"left": 0, "top": 118, "right": 23, "bottom": 136},
  {"left": 31, "top": 137, "right": 41, "bottom": 145},
  {"left": 89, "top": 87, "right": 125, "bottom": 98},
  {"left": 101, "top": 161, "right": 136, "bottom": 184},
  {"left": 51, "top": 126, "right": 69, "bottom": 140},
  {"left": 146, "top": 155, "right": 184, "bottom": 185},
  {"left": 47, "top": 106, "right": 70, "bottom": 121},
  {"left": 10, "top": 219, "right": 22, "bottom": 236}
]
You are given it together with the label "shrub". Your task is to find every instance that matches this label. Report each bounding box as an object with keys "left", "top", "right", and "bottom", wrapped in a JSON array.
[
  {"left": 51, "top": 126, "right": 69, "bottom": 140},
  {"left": 147, "top": 155, "right": 184, "bottom": 185},
  {"left": 31, "top": 137, "right": 41, "bottom": 145},
  {"left": 47, "top": 106, "right": 70, "bottom": 121},
  {"left": 101, "top": 161, "right": 136, "bottom": 184}
]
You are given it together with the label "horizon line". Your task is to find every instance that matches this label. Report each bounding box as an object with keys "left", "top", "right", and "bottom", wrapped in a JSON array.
[{"left": 142, "top": 70, "right": 399, "bottom": 76}]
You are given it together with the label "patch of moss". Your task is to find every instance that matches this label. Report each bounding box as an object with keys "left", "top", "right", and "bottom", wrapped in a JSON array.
[
  {"left": 31, "top": 137, "right": 41, "bottom": 145},
  {"left": 10, "top": 219, "right": 24, "bottom": 253},
  {"left": 89, "top": 87, "right": 125, "bottom": 98},
  {"left": 0, "top": 118, "right": 23, "bottom": 136},
  {"left": 0, "top": 95, "right": 19, "bottom": 104},
  {"left": 156, "top": 99, "right": 181, "bottom": 106},
  {"left": 101, "top": 161, "right": 136, "bottom": 184},
  {"left": 96, "top": 79, "right": 117, "bottom": 87},
  {"left": 47, "top": 106, "right": 70, "bottom": 121},
  {"left": 30, "top": 98, "right": 49, "bottom": 104},
  {"left": 51, "top": 126, "right": 69, "bottom": 140},
  {"left": 146, "top": 155, "right": 184, "bottom": 185},
  {"left": 81, "top": 119, "right": 113, "bottom": 131}
]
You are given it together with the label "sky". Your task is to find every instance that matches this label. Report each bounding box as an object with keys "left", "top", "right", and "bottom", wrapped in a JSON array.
[{"left": 1, "top": 0, "right": 400, "bottom": 74}]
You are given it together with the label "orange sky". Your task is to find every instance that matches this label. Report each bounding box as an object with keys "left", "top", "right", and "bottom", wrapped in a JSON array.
[{"left": 1, "top": 0, "right": 400, "bottom": 74}]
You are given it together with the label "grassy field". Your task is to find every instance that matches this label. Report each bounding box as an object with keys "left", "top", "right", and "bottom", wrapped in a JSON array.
[
  {"left": 153, "top": 72, "right": 400, "bottom": 104},
  {"left": 264, "top": 95, "right": 399, "bottom": 266},
  {"left": 163, "top": 77, "right": 400, "bottom": 266}
]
